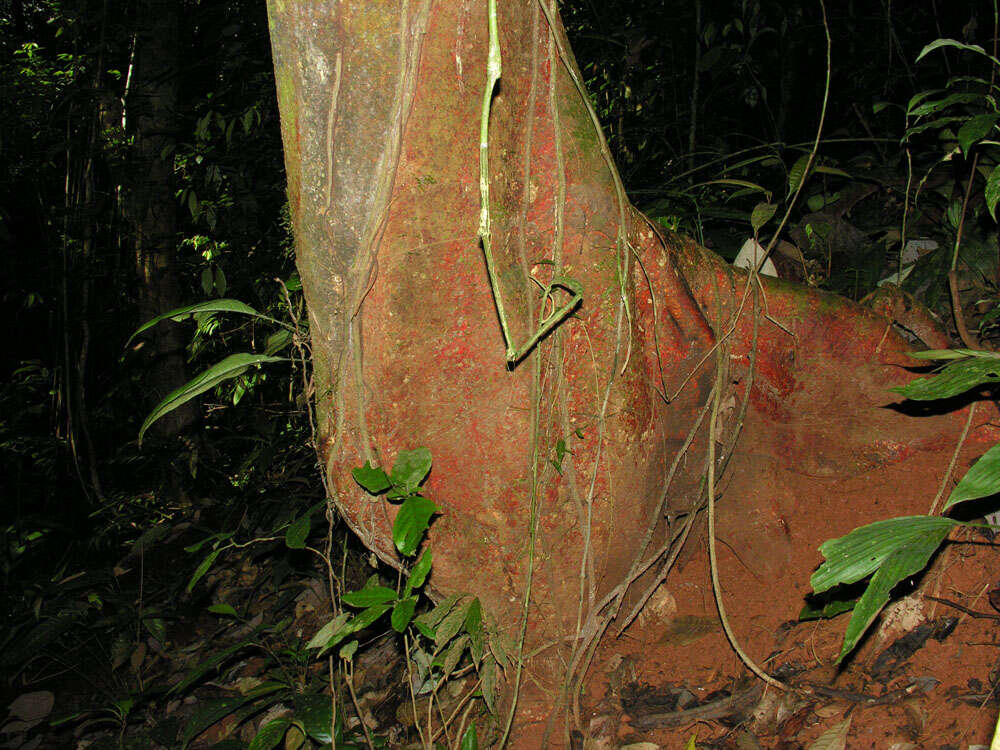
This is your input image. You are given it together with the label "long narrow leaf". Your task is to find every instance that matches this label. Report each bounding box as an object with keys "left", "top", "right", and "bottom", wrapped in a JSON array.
[
  {"left": 126, "top": 299, "right": 261, "bottom": 347},
  {"left": 171, "top": 628, "right": 266, "bottom": 695},
  {"left": 892, "top": 355, "right": 1000, "bottom": 400},
  {"left": 180, "top": 696, "right": 255, "bottom": 749},
  {"left": 916, "top": 38, "right": 1000, "bottom": 67},
  {"left": 138, "top": 353, "right": 285, "bottom": 445},
  {"left": 393, "top": 495, "right": 439, "bottom": 556},
  {"left": 946, "top": 442, "right": 1000, "bottom": 510},
  {"left": 836, "top": 524, "right": 953, "bottom": 662},
  {"left": 248, "top": 718, "right": 290, "bottom": 750},
  {"left": 811, "top": 516, "right": 957, "bottom": 594}
]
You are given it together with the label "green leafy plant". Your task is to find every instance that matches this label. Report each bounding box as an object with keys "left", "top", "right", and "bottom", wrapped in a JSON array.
[
  {"left": 307, "top": 449, "right": 505, "bottom": 746},
  {"left": 127, "top": 297, "right": 300, "bottom": 445},
  {"left": 174, "top": 634, "right": 364, "bottom": 750},
  {"left": 807, "top": 348, "right": 1000, "bottom": 661}
]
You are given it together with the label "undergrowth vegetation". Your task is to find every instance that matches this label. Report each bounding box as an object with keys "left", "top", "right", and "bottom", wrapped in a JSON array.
[{"left": 5, "top": 0, "right": 1000, "bottom": 747}]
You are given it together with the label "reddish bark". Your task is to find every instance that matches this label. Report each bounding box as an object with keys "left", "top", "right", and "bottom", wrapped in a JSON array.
[{"left": 267, "top": 0, "right": 993, "bottom": 744}]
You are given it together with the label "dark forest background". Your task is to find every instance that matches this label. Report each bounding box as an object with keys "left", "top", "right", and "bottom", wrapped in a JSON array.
[{"left": 2, "top": 1, "right": 999, "bottom": 746}]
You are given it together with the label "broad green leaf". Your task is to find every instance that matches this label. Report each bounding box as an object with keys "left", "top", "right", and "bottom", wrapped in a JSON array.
[
  {"left": 351, "top": 461, "right": 391, "bottom": 494},
  {"left": 835, "top": 524, "right": 953, "bottom": 662},
  {"left": 480, "top": 656, "right": 497, "bottom": 714},
  {"left": 285, "top": 515, "right": 310, "bottom": 549},
  {"left": 390, "top": 447, "right": 433, "bottom": 492},
  {"left": 244, "top": 681, "right": 290, "bottom": 699},
  {"left": 798, "top": 595, "right": 856, "bottom": 621},
  {"left": 391, "top": 596, "right": 417, "bottom": 632},
  {"left": 697, "top": 44, "right": 722, "bottom": 72},
  {"left": 945, "top": 442, "right": 1000, "bottom": 510},
  {"left": 213, "top": 267, "right": 227, "bottom": 296},
  {"left": 311, "top": 607, "right": 389, "bottom": 657},
  {"left": 903, "top": 115, "right": 968, "bottom": 140},
  {"left": 349, "top": 604, "right": 391, "bottom": 633},
  {"left": 958, "top": 113, "right": 1000, "bottom": 155},
  {"left": 413, "top": 594, "right": 463, "bottom": 634},
  {"left": 465, "top": 598, "right": 484, "bottom": 665},
  {"left": 906, "top": 348, "right": 995, "bottom": 360},
  {"left": 460, "top": 723, "right": 479, "bottom": 750},
  {"left": 264, "top": 329, "right": 292, "bottom": 356},
  {"left": 127, "top": 299, "right": 261, "bottom": 347},
  {"left": 180, "top": 696, "right": 254, "bottom": 749},
  {"left": 393, "top": 495, "right": 439, "bottom": 556},
  {"left": 342, "top": 585, "right": 396, "bottom": 607},
  {"left": 294, "top": 694, "right": 335, "bottom": 743},
  {"left": 909, "top": 92, "right": 985, "bottom": 118},
  {"left": 405, "top": 549, "right": 433, "bottom": 597},
  {"left": 906, "top": 88, "right": 943, "bottom": 113},
  {"left": 208, "top": 603, "right": 238, "bottom": 617},
  {"left": 171, "top": 628, "right": 265, "bottom": 695},
  {"left": 916, "top": 37, "right": 1000, "bottom": 67},
  {"left": 0, "top": 616, "right": 76, "bottom": 669},
  {"left": 339, "top": 639, "right": 358, "bottom": 660},
  {"left": 439, "top": 634, "right": 470, "bottom": 678},
  {"left": 248, "top": 718, "right": 290, "bottom": 750},
  {"left": 892, "top": 354, "right": 1000, "bottom": 400},
  {"left": 187, "top": 548, "right": 222, "bottom": 592},
  {"left": 787, "top": 155, "right": 810, "bottom": 198},
  {"left": 306, "top": 612, "right": 351, "bottom": 650},
  {"left": 139, "top": 354, "right": 286, "bottom": 445},
  {"left": 986, "top": 166, "right": 1000, "bottom": 221},
  {"left": 750, "top": 202, "right": 778, "bottom": 233},
  {"left": 810, "top": 516, "right": 957, "bottom": 594},
  {"left": 200, "top": 268, "right": 213, "bottom": 296},
  {"left": 413, "top": 619, "right": 435, "bottom": 639},
  {"left": 143, "top": 617, "right": 167, "bottom": 643},
  {"left": 435, "top": 598, "right": 471, "bottom": 651},
  {"left": 490, "top": 633, "right": 512, "bottom": 672},
  {"left": 813, "top": 165, "right": 852, "bottom": 180}
]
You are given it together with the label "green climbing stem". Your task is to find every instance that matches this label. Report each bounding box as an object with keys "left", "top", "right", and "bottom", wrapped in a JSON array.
[{"left": 477, "top": 0, "right": 582, "bottom": 365}]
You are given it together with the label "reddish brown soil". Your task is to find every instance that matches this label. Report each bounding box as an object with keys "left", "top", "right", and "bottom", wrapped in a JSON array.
[{"left": 578, "top": 408, "right": 1000, "bottom": 749}]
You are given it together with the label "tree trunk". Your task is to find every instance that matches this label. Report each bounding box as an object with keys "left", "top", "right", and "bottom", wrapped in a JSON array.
[
  {"left": 267, "top": 0, "right": 987, "bottom": 744},
  {"left": 127, "top": 0, "right": 197, "bottom": 440}
]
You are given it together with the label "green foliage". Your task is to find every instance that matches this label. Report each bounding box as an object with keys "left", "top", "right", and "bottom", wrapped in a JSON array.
[
  {"left": 352, "top": 448, "right": 438, "bottom": 556},
  {"left": 811, "top": 516, "right": 958, "bottom": 662},
  {"left": 893, "top": 349, "right": 1000, "bottom": 401},
  {"left": 130, "top": 297, "right": 299, "bottom": 444},
  {"left": 809, "top": 348, "right": 1000, "bottom": 662},
  {"left": 308, "top": 451, "right": 506, "bottom": 722},
  {"left": 139, "top": 352, "right": 287, "bottom": 446}
]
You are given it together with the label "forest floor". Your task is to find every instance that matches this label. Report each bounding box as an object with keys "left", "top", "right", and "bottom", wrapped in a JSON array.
[
  {"left": 7, "top": 347, "right": 1000, "bottom": 750},
  {"left": 580, "top": 414, "right": 1000, "bottom": 749}
]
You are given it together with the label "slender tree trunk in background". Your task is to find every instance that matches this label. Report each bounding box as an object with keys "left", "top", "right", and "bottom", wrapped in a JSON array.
[
  {"left": 268, "top": 0, "right": 989, "bottom": 743},
  {"left": 127, "top": 0, "right": 196, "bottom": 439}
]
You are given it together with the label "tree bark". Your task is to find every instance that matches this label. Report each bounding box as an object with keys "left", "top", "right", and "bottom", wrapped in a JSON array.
[
  {"left": 127, "top": 0, "right": 197, "bottom": 439},
  {"left": 267, "top": 0, "right": 987, "bottom": 744}
]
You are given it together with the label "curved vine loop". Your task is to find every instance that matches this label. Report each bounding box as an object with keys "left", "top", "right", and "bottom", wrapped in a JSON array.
[{"left": 478, "top": 0, "right": 583, "bottom": 365}]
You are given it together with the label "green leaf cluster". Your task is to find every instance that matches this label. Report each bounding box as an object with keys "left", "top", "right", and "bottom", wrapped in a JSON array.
[
  {"left": 809, "top": 348, "right": 1000, "bottom": 662},
  {"left": 131, "top": 299, "right": 296, "bottom": 446},
  {"left": 306, "top": 451, "right": 505, "bottom": 716}
]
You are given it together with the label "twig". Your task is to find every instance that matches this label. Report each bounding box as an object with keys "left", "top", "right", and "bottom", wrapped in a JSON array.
[
  {"left": 928, "top": 401, "right": 976, "bottom": 516},
  {"left": 925, "top": 594, "right": 1000, "bottom": 621},
  {"left": 949, "top": 152, "right": 982, "bottom": 350}
]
